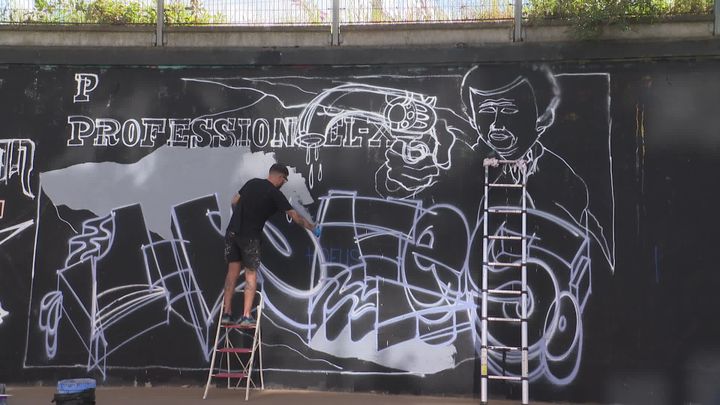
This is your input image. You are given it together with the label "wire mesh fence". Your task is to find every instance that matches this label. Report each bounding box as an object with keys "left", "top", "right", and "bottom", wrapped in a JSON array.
[
  {"left": 165, "top": 0, "right": 332, "bottom": 25},
  {"left": 0, "top": 0, "right": 157, "bottom": 24},
  {"left": 340, "top": 0, "right": 514, "bottom": 24},
  {"left": 0, "top": 0, "right": 715, "bottom": 25}
]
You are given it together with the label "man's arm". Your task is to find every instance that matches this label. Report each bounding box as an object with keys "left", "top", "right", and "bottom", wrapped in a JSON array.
[
  {"left": 231, "top": 193, "right": 241, "bottom": 208},
  {"left": 286, "top": 209, "right": 315, "bottom": 231}
]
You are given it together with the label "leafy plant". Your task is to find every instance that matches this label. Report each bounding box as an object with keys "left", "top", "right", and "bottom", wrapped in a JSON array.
[
  {"left": 10, "top": 0, "right": 221, "bottom": 24},
  {"left": 164, "top": 0, "right": 224, "bottom": 25},
  {"left": 526, "top": 0, "right": 715, "bottom": 39}
]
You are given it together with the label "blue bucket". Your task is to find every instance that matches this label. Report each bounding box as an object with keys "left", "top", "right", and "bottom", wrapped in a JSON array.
[{"left": 57, "top": 378, "right": 96, "bottom": 394}]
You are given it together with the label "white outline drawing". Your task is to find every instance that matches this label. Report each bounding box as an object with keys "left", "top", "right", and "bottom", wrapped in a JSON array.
[
  {"left": 254, "top": 190, "right": 591, "bottom": 382},
  {"left": 37, "top": 207, "right": 169, "bottom": 378},
  {"left": 458, "top": 67, "right": 614, "bottom": 270},
  {"left": 177, "top": 78, "right": 459, "bottom": 198},
  {"left": 23, "top": 67, "right": 614, "bottom": 388},
  {"left": 0, "top": 139, "right": 36, "bottom": 199},
  {"left": 292, "top": 83, "right": 458, "bottom": 198},
  {"left": 32, "top": 194, "right": 230, "bottom": 378},
  {"left": 0, "top": 301, "right": 8, "bottom": 325},
  {"left": 0, "top": 219, "right": 34, "bottom": 246}
]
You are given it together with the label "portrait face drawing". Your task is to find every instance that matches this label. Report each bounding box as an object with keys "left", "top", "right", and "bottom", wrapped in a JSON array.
[{"left": 468, "top": 78, "right": 541, "bottom": 160}]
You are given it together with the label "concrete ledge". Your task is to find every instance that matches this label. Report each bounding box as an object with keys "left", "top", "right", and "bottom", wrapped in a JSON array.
[
  {"left": 524, "top": 16, "right": 714, "bottom": 42},
  {"left": 339, "top": 21, "right": 513, "bottom": 46},
  {"left": 0, "top": 16, "right": 715, "bottom": 48},
  {"left": 165, "top": 25, "right": 330, "bottom": 47},
  {"left": 0, "top": 24, "right": 156, "bottom": 47}
]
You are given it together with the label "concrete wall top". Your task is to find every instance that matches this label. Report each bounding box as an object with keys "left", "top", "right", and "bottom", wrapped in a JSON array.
[{"left": 0, "top": 15, "right": 716, "bottom": 51}]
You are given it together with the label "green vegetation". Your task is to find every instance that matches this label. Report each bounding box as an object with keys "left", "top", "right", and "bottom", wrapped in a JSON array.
[
  {"left": 526, "top": 0, "right": 715, "bottom": 39},
  {"left": 7, "top": 0, "right": 223, "bottom": 24}
]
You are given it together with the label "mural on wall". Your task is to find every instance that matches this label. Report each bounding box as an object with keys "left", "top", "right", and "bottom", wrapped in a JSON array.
[
  {"left": 0, "top": 138, "right": 36, "bottom": 246},
  {"left": 0, "top": 138, "right": 35, "bottom": 199},
  {"left": 14, "top": 65, "right": 615, "bottom": 389}
]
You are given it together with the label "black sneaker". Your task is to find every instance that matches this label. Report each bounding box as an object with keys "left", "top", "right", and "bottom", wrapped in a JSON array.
[
  {"left": 239, "top": 316, "right": 256, "bottom": 327},
  {"left": 220, "top": 313, "right": 234, "bottom": 325}
]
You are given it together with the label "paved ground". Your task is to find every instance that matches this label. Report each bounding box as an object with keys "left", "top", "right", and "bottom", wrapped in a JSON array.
[{"left": 2, "top": 386, "right": 575, "bottom": 404}]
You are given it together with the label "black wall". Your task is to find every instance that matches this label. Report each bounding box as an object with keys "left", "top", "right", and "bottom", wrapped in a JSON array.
[{"left": 0, "top": 49, "right": 719, "bottom": 404}]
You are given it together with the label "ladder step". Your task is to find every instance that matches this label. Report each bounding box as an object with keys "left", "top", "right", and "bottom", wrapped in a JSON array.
[
  {"left": 488, "top": 345, "right": 520, "bottom": 351},
  {"left": 495, "top": 159, "right": 526, "bottom": 165},
  {"left": 487, "top": 235, "right": 523, "bottom": 241},
  {"left": 487, "top": 208, "right": 523, "bottom": 214},
  {"left": 212, "top": 372, "right": 247, "bottom": 379},
  {"left": 486, "top": 262, "right": 523, "bottom": 268},
  {"left": 222, "top": 324, "right": 256, "bottom": 329},
  {"left": 488, "top": 289, "right": 523, "bottom": 296},
  {"left": 216, "top": 348, "right": 252, "bottom": 354},
  {"left": 488, "top": 183, "right": 523, "bottom": 188},
  {"left": 488, "top": 316, "right": 522, "bottom": 322},
  {"left": 488, "top": 375, "right": 522, "bottom": 381}
]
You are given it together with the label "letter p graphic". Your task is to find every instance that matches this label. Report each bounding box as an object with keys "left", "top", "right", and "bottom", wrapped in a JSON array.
[{"left": 74, "top": 73, "right": 99, "bottom": 103}]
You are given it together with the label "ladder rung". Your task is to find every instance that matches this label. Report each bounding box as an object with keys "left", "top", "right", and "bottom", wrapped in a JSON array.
[
  {"left": 216, "top": 348, "right": 252, "bottom": 354},
  {"left": 487, "top": 235, "right": 523, "bottom": 241},
  {"left": 488, "top": 345, "right": 520, "bottom": 351},
  {"left": 212, "top": 372, "right": 247, "bottom": 379},
  {"left": 495, "top": 159, "right": 526, "bottom": 165},
  {"left": 488, "top": 316, "right": 522, "bottom": 322},
  {"left": 486, "top": 262, "right": 523, "bottom": 268},
  {"left": 488, "top": 289, "right": 523, "bottom": 296},
  {"left": 222, "top": 324, "right": 256, "bottom": 329},
  {"left": 488, "top": 183, "right": 523, "bottom": 188},
  {"left": 488, "top": 375, "right": 522, "bottom": 381},
  {"left": 487, "top": 208, "right": 523, "bottom": 214}
]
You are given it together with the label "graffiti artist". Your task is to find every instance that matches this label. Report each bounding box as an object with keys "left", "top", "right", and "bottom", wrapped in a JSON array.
[{"left": 222, "top": 163, "right": 318, "bottom": 325}]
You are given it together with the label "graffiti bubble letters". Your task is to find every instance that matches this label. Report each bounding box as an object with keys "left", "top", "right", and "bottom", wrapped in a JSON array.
[
  {"left": 0, "top": 139, "right": 35, "bottom": 198},
  {"left": 73, "top": 73, "right": 99, "bottom": 103}
]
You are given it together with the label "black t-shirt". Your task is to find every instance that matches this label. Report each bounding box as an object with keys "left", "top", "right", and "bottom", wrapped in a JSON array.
[{"left": 227, "top": 178, "right": 293, "bottom": 239}]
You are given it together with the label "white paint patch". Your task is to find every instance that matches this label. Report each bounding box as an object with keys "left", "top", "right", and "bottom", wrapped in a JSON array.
[
  {"left": 40, "top": 146, "right": 313, "bottom": 240},
  {"left": 308, "top": 323, "right": 456, "bottom": 375},
  {"left": 0, "top": 301, "right": 9, "bottom": 324}
]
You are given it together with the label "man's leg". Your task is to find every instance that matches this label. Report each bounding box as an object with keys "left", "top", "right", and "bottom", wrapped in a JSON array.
[
  {"left": 242, "top": 268, "right": 256, "bottom": 318},
  {"left": 223, "top": 261, "right": 242, "bottom": 315}
]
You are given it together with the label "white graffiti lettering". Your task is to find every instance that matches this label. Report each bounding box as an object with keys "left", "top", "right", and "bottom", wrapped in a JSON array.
[{"left": 0, "top": 139, "right": 35, "bottom": 198}]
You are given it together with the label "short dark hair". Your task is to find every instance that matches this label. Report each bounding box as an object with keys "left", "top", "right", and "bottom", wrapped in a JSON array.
[
  {"left": 269, "top": 163, "right": 289, "bottom": 177},
  {"left": 461, "top": 65, "right": 560, "bottom": 129}
]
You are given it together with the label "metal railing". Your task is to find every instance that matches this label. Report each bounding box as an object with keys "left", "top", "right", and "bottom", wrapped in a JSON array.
[
  {"left": 1, "top": 0, "right": 157, "bottom": 24},
  {"left": 0, "top": 0, "right": 523, "bottom": 25},
  {"left": 339, "top": 0, "right": 514, "bottom": 24},
  {"left": 0, "top": 0, "right": 716, "bottom": 31},
  {"left": 165, "top": 0, "right": 333, "bottom": 26}
]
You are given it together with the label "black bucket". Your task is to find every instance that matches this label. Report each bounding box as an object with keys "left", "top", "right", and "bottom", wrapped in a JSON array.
[{"left": 51, "top": 388, "right": 96, "bottom": 405}]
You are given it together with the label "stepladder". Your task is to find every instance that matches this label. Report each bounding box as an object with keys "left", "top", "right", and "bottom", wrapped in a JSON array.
[
  {"left": 203, "top": 291, "right": 264, "bottom": 401},
  {"left": 480, "top": 158, "right": 529, "bottom": 405}
]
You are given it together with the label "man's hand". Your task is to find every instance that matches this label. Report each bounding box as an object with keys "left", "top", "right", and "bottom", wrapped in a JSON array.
[
  {"left": 376, "top": 120, "right": 457, "bottom": 198},
  {"left": 231, "top": 193, "right": 241, "bottom": 208},
  {"left": 384, "top": 135, "right": 439, "bottom": 193}
]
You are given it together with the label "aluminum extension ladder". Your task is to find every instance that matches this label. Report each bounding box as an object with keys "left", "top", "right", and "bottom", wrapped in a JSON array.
[
  {"left": 480, "top": 158, "right": 529, "bottom": 405},
  {"left": 203, "top": 291, "right": 264, "bottom": 401}
]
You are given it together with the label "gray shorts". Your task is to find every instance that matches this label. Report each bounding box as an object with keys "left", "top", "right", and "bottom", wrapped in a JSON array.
[{"left": 224, "top": 232, "right": 261, "bottom": 270}]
